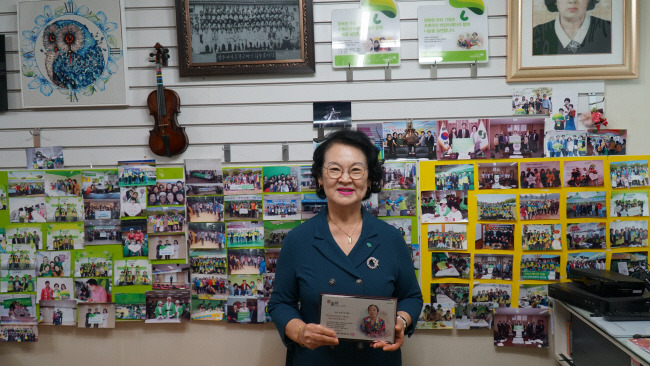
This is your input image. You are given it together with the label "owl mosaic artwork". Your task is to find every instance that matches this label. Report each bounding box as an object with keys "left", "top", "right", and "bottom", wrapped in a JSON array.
[{"left": 18, "top": 0, "right": 127, "bottom": 108}]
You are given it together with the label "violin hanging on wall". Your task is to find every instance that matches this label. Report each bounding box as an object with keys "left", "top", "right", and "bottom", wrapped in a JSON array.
[{"left": 148, "top": 43, "right": 189, "bottom": 157}]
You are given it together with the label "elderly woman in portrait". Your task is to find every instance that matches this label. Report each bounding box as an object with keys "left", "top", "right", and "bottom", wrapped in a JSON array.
[
  {"left": 268, "top": 129, "right": 422, "bottom": 365},
  {"left": 533, "top": 0, "right": 611, "bottom": 55}
]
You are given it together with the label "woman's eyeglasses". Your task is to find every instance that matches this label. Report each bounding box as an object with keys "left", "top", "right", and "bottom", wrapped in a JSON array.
[{"left": 324, "top": 164, "right": 367, "bottom": 180}]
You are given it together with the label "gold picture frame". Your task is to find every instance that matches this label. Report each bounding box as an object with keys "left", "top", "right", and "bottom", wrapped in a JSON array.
[{"left": 506, "top": 0, "right": 638, "bottom": 82}]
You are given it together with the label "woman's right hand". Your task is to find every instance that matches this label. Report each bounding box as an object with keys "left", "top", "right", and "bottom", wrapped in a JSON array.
[{"left": 298, "top": 323, "right": 339, "bottom": 350}]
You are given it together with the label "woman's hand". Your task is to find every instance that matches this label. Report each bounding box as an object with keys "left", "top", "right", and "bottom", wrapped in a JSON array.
[
  {"left": 372, "top": 318, "right": 405, "bottom": 351},
  {"left": 299, "top": 323, "right": 339, "bottom": 350}
]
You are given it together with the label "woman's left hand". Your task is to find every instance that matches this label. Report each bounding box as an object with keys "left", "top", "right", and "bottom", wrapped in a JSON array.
[{"left": 371, "top": 319, "right": 404, "bottom": 351}]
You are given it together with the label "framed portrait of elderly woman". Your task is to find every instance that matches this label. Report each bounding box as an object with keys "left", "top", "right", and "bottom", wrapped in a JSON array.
[
  {"left": 175, "top": 0, "right": 315, "bottom": 76},
  {"left": 506, "top": 0, "right": 638, "bottom": 81}
]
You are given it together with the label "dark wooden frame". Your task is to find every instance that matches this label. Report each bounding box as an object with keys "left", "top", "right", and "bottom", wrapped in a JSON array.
[{"left": 175, "top": 0, "right": 315, "bottom": 76}]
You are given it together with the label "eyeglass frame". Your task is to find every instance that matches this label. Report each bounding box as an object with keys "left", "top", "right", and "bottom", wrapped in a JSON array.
[{"left": 322, "top": 163, "right": 368, "bottom": 180}]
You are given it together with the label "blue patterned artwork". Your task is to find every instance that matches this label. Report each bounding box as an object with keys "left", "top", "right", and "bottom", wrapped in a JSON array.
[{"left": 18, "top": 0, "right": 127, "bottom": 108}]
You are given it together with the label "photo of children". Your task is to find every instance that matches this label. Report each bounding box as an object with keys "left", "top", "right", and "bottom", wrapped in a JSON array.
[
  {"left": 263, "top": 194, "right": 301, "bottom": 221},
  {"left": 522, "top": 224, "right": 562, "bottom": 251},
  {"left": 436, "top": 119, "right": 490, "bottom": 160},
  {"left": 493, "top": 308, "right": 549, "bottom": 348},
  {"left": 611, "top": 191, "right": 649, "bottom": 217},
  {"left": 472, "top": 283, "right": 512, "bottom": 308},
  {"left": 187, "top": 196, "right": 224, "bottom": 222},
  {"left": 39, "top": 299, "right": 76, "bottom": 326},
  {"left": 152, "top": 264, "right": 190, "bottom": 290},
  {"left": 224, "top": 195, "right": 262, "bottom": 220},
  {"left": 8, "top": 171, "right": 45, "bottom": 197},
  {"left": 587, "top": 129, "right": 626, "bottom": 156},
  {"left": 46, "top": 196, "right": 83, "bottom": 222},
  {"left": 545, "top": 91, "right": 580, "bottom": 130},
  {"left": 563, "top": 160, "right": 604, "bottom": 187},
  {"left": 9, "top": 196, "right": 46, "bottom": 223},
  {"left": 519, "top": 193, "right": 560, "bottom": 220},
  {"left": 378, "top": 190, "right": 416, "bottom": 217},
  {"left": 6, "top": 226, "right": 42, "bottom": 249},
  {"left": 475, "top": 224, "right": 514, "bottom": 250},
  {"left": 301, "top": 193, "right": 327, "bottom": 220},
  {"left": 85, "top": 224, "right": 121, "bottom": 245},
  {"left": 455, "top": 301, "right": 495, "bottom": 330},
  {"left": 544, "top": 130, "right": 587, "bottom": 157},
  {"left": 84, "top": 199, "right": 120, "bottom": 222},
  {"left": 188, "top": 222, "right": 225, "bottom": 249},
  {"left": 610, "top": 160, "right": 650, "bottom": 188},
  {"left": 46, "top": 223, "right": 84, "bottom": 250},
  {"left": 223, "top": 168, "right": 262, "bottom": 195},
  {"left": 478, "top": 163, "right": 517, "bottom": 190},
  {"left": 147, "top": 180, "right": 186, "bottom": 206},
  {"left": 44, "top": 171, "right": 81, "bottom": 197},
  {"left": 566, "top": 222, "right": 606, "bottom": 250},
  {"left": 473, "top": 255, "right": 513, "bottom": 280},
  {"left": 82, "top": 170, "right": 120, "bottom": 199},
  {"left": 114, "top": 260, "right": 151, "bottom": 286},
  {"left": 427, "top": 224, "right": 467, "bottom": 250},
  {"left": 149, "top": 235, "right": 187, "bottom": 260},
  {"left": 567, "top": 252, "right": 606, "bottom": 272},
  {"left": 512, "top": 87, "right": 552, "bottom": 115},
  {"left": 381, "top": 218, "right": 413, "bottom": 244},
  {"left": 228, "top": 249, "right": 265, "bottom": 275},
  {"left": 476, "top": 194, "right": 517, "bottom": 221},
  {"left": 119, "top": 186, "right": 147, "bottom": 218},
  {"left": 435, "top": 164, "right": 474, "bottom": 190},
  {"left": 610, "top": 252, "right": 648, "bottom": 279},
  {"left": 520, "top": 255, "right": 560, "bottom": 281},
  {"left": 226, "top": 296, "right": 264, "bottom": 324},
  {"left": 37, "top": 277, "right": 74, "bottom": 301},
  {"left": 263, "top": 166, "right": 300, "bottom": 193},
  {"left": 1, "top": 270, "right": 34, "bottom": 293},
  {"left": 299, "top": 165, "right": 317, "bottom": 192},
  {"left": 519, "top": 161, "right": 561, "bottom": 188},
  {"left": 145, "top": 290, "right": 191, "bottom": 323},
  {"left": 421, "top": 190, "right": 468, "bottom": 223},
  {"left": 146, "top": 207, "right": 185, "bottom": 234},
  {"left": 75, "top": 255, "right": 112, "bottom": 278},
  {"left": 115, "top": 293, "right": 146, "bottom": 321},
  {"left": 77, "top": 303, "right": 116, "bottom": 328},
  {"left": 185, "top": 159, "right": 224, "bottom": 196},
  {"left": 117, "top": 160, "right": 156, "bottom": 187},
  {"left": 430, "top": 283, "right": 469, "bottom": 305},
  {"left": 0, "top": 294, "right": 37, "bottom": 324},
  {"left": 382, "top": 162, "right": 417, "bottom": 190},
  {"left": 264, "top": 221, "right": 300, "bottom": 247},
  {"left": 610, "top": 220, "right": 648, "bottom": 248},
  {"left": 227, "top": 221, "right": 263, "bottom": 248},
  {"left": 518, "top": 285, "right": 550, "bottom": 309},
  {"left": 1, "top": 325, "right": 38, "bottom": 341},
  {"left": 431, "top": 252, "right": 470, "bottom": 278},
  {"left": 36, "top": 251, "right": 71, "bottom": 277},
  {"left": 120, "top": 220, "right": 148, "bottom": 257},
  {"left": 417, "top": 303, "right": 453, "bottom": 330},
  {"left": 26, "top": 146, "right": 64, "bottom": 170},
  {"left": 191, "top": 296, "right": 226, "bottom": 321},
  {"left": 567, "top": 191, "right": 607, "bottom": 218},
  {"left": 489, "top": 118, "right": 545, "bottom": 159}
]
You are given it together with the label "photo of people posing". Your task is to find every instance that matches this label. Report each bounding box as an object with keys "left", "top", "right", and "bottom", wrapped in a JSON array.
[
  {"left": 74, "top": 253, "right": 112, "bottom": 278},
  {"left": 489, "top": 118, "right": 545, "bottom": 159},
  {"left": 476, "top": 194, "right": 516, "bottom": 221},
  {"left": 117, "top": 160, "right": 156, "bottom": 187},
  {"left": 455, "top": 301, "right": 495, "bottom": 330},
  {"left": 36, "top": 251, "right": 71, "bottom": 277},
  {"left": 1, "top": 325, "right": 38, "bottom": 342},
  {"left": 610, "top": 160, "right": 649, "bottom": 188},
  {"left": 262, "top": 166, "right": 299, "bottom": 193},
  {"left": 44, "top": 171, "right": 81, "bottom": 197},
  {"left": 37, "top": 277, "right": 74, "bottom": 301},
  {"left": 185, "top": 159, "right": 224, "bottom": 196},
  {"left": 228, "top": 249, "right": 265, "bottom": 275},
  {"left": 417, "top": 303, "right": 453, "bottom": 330},
  {"left": 146, "top": 207, "right": 185, "bottom": 234},
  {"left": 9, "top": 196, "right": 46, "bottom": 223},
  {"left": 519, "top": 193, "right": 560, "bottom": 220},
  {"left": 78, "top": 303, "right": 116, "bottom": 328},
  {"left": 435, "top": 164, "right": 474, "bottom": 190},
  {"left": 223, "top": 168, "right": 262, "bottom": 195},
  {"left": 382, "top": 162, "right": 417, "bottom": 190},
  {"left": 567, "top": 252, "right": 606, "bottom": 272},
  {"left": 188, "top": 222, "right": 225, "bottom": 249},
  {"left": 6, "top": 226, "right": 42, "bottom": 249},
  {"left": 149, "top": 235, "right": 187, "bottom": 261},
  {"left": 546, "top": 92, "right": 580, "bottom": 131},
  {"left": 26, "top": 146, "right": 64, "bottom": 170},
  {"left": 381, "top": 218, "right": 413, "bottom": 244},
  {"left": 544, "top": 130, "right": 587, "bottom": 157},
  {"left": 512, "top": 87, "right": 552, "bottom": 115},
  {"left": 227, "top": 221, "right": 263, "bottom": 248},
  {"left": 521, "top": 224, "right": 562, "bottom": 251},
  {"left": 224, "top": 195, "right": 262, "bottom": 220},
  {"left": 475, "top": 224, "right": 514, "bottom": 250},
  {"left": 8, "top": 171, "right": 45, "bottom": 197},
  {"left": 229, "top": 274, "right": 264, "bottom": 297},
  {"left": 519, "top": 161, "right": 561, "bottom": 188},
  {"left": 567, "top": 191, "right": 606, "bottom": 218},
  {"left": 1, "top": 247, "right": 35, "bottom": 272},
  {"left": 119, "top": 186, "right": 147, "bottom": 218},
  {"left": 436, "top": 119, "right": 490, "bottom": 159},
  {"left": 263, "top": 220, "right": 299, "bottom": 248},
  {"left": 421, "top": 190, "right": 468, "bottom": 223},
  {"left": 377, "top": 190, "right": 416, "bottom": 217},
  {"left": 226, "top": 296, "right": 265, "bottom": 324},
  {"left": 46, "top": 223, "right": 84, "bottom": 250},
  {"left": 187, "top": 196, "right": 224, "bottom": 222},
  {"left": 362, "top": 193, "right": 379, "bottom": 217},
  {"left": 0, "top": 187, "right": 7, "bottom": 210},
  {"left": 427, "top": 224, "right": 467, "bottom": 250},
  {"left": 147, "top": 180, "right": 186, "bottom": 206},
  {"left": 493, "top": 308, "right": 548, "bottom": 348},
  {"left": 152, "top": 264, "right": 190, "bottom": 290},
  {"left": 120, "top": 220, "right": 148, "bottom": 257},
  {"left": 74, "top": 278, "right": 111, "bottom": 302},
  {"left": 39, "top": 299, "right": 76, "bottom": 326},
  {"left": 190, "top": 249, "right": 227, "bottom": 274},
  {"left": 430, "top": 283, "right": 469, "bottom": 306},
  {"left": 610, "top": 220, "right": 648, "bottom": 248},
  {"left": 520, "top": 255, "right": 560, "bottom": 281},
  {"left": 265, "top": 249, "right": 279, "bottom": 274},
  {"left": 383, "top": 120, "right": 437, "bottom": 160},
  {"left": 478, "top": 163, "right": 517, "bottom": 190},
  {"left": 301, "top": 193, "right": 327, "bottom": 220},
  {"left": 115, "top": 293, "right": 146, "bottom": 321},
  {"left": 46, "top": 196, "right": 83, "bottom": 222},
  {"left": 1, "top": 270, "right": 34, "bottom": 293},
  {"left": 82, "top": 170, "right": 120, "bottom": 199},
  {"left": 85, "top": 224, "right": 121, "bottom": 245},
  {"left": 473, "top": 255, "right": 513, "bottom": 280},
  {"left": 518, "top": 285, "right": 550, "bottom": 309},
  {"left": 263, "top": 194, "right": 301, "bottom": 221},
  {"left": 299, "top": 165, "right": 316, "bottom": 192},
  {"left": 566, "top": 222, "right": 606, "bottom": 250},
  {"left": 192, "top": 273, "right": 228, "bottom": 300},
  {"left": 472, "top": 284, "right": 512, "bottom": 308},
  {"left": 611, "top": 191, "right": 649, "bottom": 217},
  {"left": 0, "top": 294, "right": 36, "bottom": 324},
  {"left": 114, "top": 260, "right": 151, "bottom": 286},
  {"left": 563, "top": 160, "right": 604, "bottom": 187},
  {"left": 587, "top": 129, "right": 626, "bottom": 156},
  {"left": 84, "top": 199, "right": 120, "bottom": 222},
  {"left": 610, "top": 252, "right": 648, "bottom": 279},
  {"left": 431, "top": 252, "right": 470, "bottom": 278},
  {"left": 191, "top": 296, "right": 226, "bottom": 321}
]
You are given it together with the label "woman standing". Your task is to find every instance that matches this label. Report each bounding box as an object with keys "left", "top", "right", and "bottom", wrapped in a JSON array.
[{"left": 269, "top": 130, "right": 422, "bottom": 365}]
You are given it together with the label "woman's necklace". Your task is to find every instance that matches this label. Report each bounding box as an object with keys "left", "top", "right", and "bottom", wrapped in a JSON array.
[{"left": 328, "top": 215, "right": 362, "bottom": 244}]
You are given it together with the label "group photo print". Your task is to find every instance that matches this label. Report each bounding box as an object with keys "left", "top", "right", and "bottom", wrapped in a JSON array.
[
  {"left": 489, "top": 118, "right": 545, "bottom": 159},
  {"left": 421, "top": 190, "right": 468, "bottom": 223},
  {"left": 478, "top": 162, "right": 518, "bottom": 190},
  {"left": 475, "top": 223, "right": 514, "bottom": 250},
  {"left": 519, "top": 161, "right": 561, "bottom": 189},
  {"left": 476, "top": 194, "right": 517, "bottom": 221}
]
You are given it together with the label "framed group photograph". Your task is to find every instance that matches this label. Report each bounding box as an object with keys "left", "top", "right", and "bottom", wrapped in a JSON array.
[
  {"left": 175, "top": 0, "right": 315, "bottom": 76},
  {"left": 506, "top": 0, "right": 639, "bottom": 81}
]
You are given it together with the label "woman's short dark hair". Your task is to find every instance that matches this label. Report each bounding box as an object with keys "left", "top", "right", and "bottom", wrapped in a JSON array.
[
  {"left": 545, "top": 0, "right": 599, "bottom": 12},
  {"left": 312, "top": 129, "right": 383, "bottom": 200},
  {"left": 368, "top": 304, "right": 379, "bottom": 312}
]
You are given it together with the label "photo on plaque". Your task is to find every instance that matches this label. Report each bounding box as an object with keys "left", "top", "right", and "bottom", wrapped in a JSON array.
[
  {"left": 187, "top": 196, "right": 224, "bottom": 222},
  {"left": 489, "top": 118, "right": 545, "bottom": 159},
  {"left": 224, "top": 195, "right": 263, "bottom": 221},
  {"left": 566, "top": 191, "right": 607, "bottom": 218},
  {"left": 476, "top": 194, "right": 517, "bottom": 221},
  {"left": 567, "top": 252, "right": 606, "bottom": 272},
  {"left": 519, "top": 193, "right": 560, "bottom": 221},
  {"left": 519, "top": 161, "right": 561, "bottom": 188},
  {"left": 39, "top": 299, "right": 76, "bottom": 326},
  {"left": 520, "top": 255, "right": 560, "bottom": 281},
  {"left": 586, "top": 129, "right": 627, "bottom": 156},
  {"left": 472, "top": 283, "right": 512, "bottom": 308},
  {"left": 152, "top": 264, "right": 190, "bottom": 290},
  {"left": 148, "top": 180, "right": 186, "bottom": 206},
  {"left": 475, "top": 224, "right": 514, "bottom": 250},
  {"left": 299, "top": 165, "right": 317, "bottom": 192},
  {"left": 455, "top": 302, "right": 495, "bottom": 330},
  {"left": 145, "top": 290, "right": 191, "bottom": 323},
  {"left": 566, "top": 222, "right": 606, "bottom": 250},
  {"left": 477, "top": 163, "right": 518, "bottom": 190},
  {"left": 431, "top": 252, "right": 470, "bottom": 279},
  {"left": 301, "top": 193, "right": 327, "bottom": 220},
  {"left": 264, "top": 221, "right": 300, "bottom": 248},
  {"left": 191, "top": 295, "right": 226, "bottom": 321},
  {"left": 563, "top": 160, "right": 604, "bottom": 187},
  {"left": 119, "top": 186, "right": 147, "bottom": 218},
  {"left": 77, "top": 303, "right": 116, "bottom": 329},
  {"left": 382, "top": 162, "right": 417, "bottom": 190},
  {"left": 44, "top": 171, "right": 81, "bottom": 197},
  {"left": 521, "top": 224, "right": 562, "bottom": 251},
  {"left": 417, "top": 302, "right": 453, "bottom": 330},
  {"left": 0, "top": 294, "right": 37, "bottom": 324},
  {"left": 473, "top": 254, "right": 513, "bottom": 280},
  {"left": 610, "top": 191, "right": 649, "bottom": 217},
  {"left": 82, "top": 170, "right": 120, "bottom": 199},
  {"left": 115, "top": 293, "right": 146, "bottom": 321},
  {"left": 493, "top": 308, "right": 549, "bottom": 348},
  {"left": 610, "top": 252, "right": 648, "bottom": 279},
  {"left": 610, "top": 220, "right": 648, "bottom": 248},
  {"left": 430, "top": 283, "right": 469, "bottom": 305},
  {"left": 26, "top": 146, "right": 64, "bottom": 170},
  {"left": 518, "top": 284, "right": 550, "bottom": 309},
  {"left": 421, "top": 190, "right": 468, "bottom": 223},
  {"left": 263, "top": 194, "right": 301, "bottom": 221},
  {"left": 435, "top": 164, "right": 474, "bottom": 191},
  {"left": 436, "top": 119, "right": 490, "bottom": 160},
  {"left": 544, "top": 130, "right": 587, "bottom": 157},
  {"left": 320, "top": 294, "right": 396, "bottom": 343},
  {"left": 188, "top": 222, "right": 225, "bottom": 249},
  {"left": 117, "top": 160, "right": 156, "bottom": 187},
  {"left": 223, "top": 168, "right": 262, "bottom": 196},
  {"left": 184, "top": 159, "right": 224, "bottom": 196},
  {"left": 427, "top": 224, "right": 467, "bottom": 250},
  {"left": 36, "top": 251, "right": 71, "bottom": 277},
  {"left": 610, "top": 160, "right": 649, "bottom": 189},
  {"left": 37, "top": 277, "right": 73, "bottom": 301}
]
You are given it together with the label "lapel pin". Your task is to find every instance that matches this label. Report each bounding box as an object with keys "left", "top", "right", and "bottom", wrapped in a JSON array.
[
  {"left": 366, "top": 256, "right": 379, "bottom": 270},
  {"left": 367, "top": 243, "right": 372, "bottom": 247}
]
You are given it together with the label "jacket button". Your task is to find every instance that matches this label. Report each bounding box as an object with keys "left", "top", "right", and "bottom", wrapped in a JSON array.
[
  {"left": 357, "top": 342, "right": 364, "bottom": 350},
  {"left": 329, "top": 278, "right": 335, "bottom": 286},
  {"left": 356, "top": 278, "right": 363, "bottom": 285}
]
